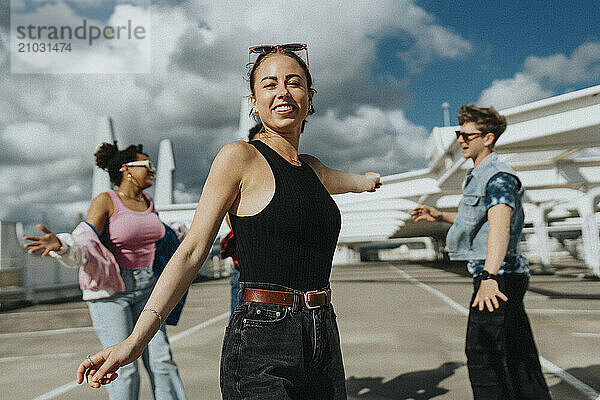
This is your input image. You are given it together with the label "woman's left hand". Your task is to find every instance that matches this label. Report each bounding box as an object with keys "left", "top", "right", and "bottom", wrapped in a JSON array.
[{"left": 363, "top": 172, "right": 382, "bottom": 192}]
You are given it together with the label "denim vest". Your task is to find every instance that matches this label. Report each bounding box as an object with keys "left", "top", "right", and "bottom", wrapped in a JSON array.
[{"left": 446, "top": 152, "right": 524, "bottom": 261}]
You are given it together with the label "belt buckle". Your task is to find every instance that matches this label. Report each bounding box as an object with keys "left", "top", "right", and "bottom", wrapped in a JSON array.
[{"left": 304, "top": 290, "right": 320, "bottom": 309}]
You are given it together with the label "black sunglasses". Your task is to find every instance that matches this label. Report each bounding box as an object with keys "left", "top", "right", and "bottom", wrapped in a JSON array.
[{"left": 455, "top": 130, "right": 484, "bottom": 142}]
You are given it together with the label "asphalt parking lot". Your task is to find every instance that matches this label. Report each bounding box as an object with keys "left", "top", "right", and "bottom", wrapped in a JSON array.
[{"left": 1, "top": 261, "right": 599, "bottom": 400}]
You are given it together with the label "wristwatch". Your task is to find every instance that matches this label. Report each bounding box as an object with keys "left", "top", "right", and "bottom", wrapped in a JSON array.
[{"left": 479, "top": 270, "right": 498, "bottom": 281}]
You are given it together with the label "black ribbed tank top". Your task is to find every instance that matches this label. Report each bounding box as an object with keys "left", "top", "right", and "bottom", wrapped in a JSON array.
[{"left": 229, "top": 140, "right": 342, "bottom": 291}]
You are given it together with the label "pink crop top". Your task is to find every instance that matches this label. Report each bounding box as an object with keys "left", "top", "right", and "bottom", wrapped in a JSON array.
[{"left": 107, "top": 190, "right": 165, "bottom": 270}]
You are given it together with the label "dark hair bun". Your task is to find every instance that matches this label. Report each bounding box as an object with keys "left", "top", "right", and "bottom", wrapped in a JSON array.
[
  {"left": 94, "top": 141, "right": 147, "bottom": 186},
  {"left": 95, "top": 141, "right": 120, "bottom": 170}
]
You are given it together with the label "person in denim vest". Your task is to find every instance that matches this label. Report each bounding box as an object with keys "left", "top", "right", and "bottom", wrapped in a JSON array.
[{"left": 411, "top": 104, "right": 551, "bottom": 399}]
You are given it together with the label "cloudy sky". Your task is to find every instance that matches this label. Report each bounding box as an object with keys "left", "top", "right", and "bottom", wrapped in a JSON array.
[{"left": 1, "top": 0, "right": 599, "bottom": 232}]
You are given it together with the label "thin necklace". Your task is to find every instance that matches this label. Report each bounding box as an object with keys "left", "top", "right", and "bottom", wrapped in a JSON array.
[
  {"left": 261, "top": 137, "right": 301, "bottom": 165},
  {"left": 118, "top": 191, "right": 144, "bottom": 201}
]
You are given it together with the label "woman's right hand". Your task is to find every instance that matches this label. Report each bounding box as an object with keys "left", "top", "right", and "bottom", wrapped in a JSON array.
[
  {"left": 23, "top": 224, "right": 62, "bottom": 256},
  {"left": 77, "top": 338, "right": 143, "bottom": 388}
]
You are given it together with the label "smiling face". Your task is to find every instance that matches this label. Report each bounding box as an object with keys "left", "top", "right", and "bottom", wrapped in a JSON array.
[{"left": 250, "top": 53, "right": 312, "bottom": 135}]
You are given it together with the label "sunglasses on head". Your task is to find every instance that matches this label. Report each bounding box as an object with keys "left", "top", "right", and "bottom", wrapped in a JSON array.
[
  {"left": 119, "top": 160, "right": 156, "bottom": 174},
  {"left": 455, "top": 130, "right": 484, "bottom": 142},
  {"left": 248, "top": 43, "right": 309, "bottom": 69}
]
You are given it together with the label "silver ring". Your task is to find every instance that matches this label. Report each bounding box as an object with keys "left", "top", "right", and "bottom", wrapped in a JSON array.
[
  {"left": 484, "top": 296, "right": 489, "bottom": 300},
  {"left": 87, "top": 355, "right": 95, "bottom": 367}
]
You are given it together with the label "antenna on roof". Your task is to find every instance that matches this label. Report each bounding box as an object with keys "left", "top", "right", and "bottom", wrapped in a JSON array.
[{"left": 442, "top": 102, "right": 450, "bottom": 126}]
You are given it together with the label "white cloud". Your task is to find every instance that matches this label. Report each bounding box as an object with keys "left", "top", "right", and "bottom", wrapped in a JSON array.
[
  {"left": 478, "top": 73, "right": 553, "bottom": 110},
  {"left": 9, "top": 0, "right": 26, "bottom": 12},
  {"left": 478, "top": 42, "right": 600, "bottom": 109},
  {"left": 395, "top": 8, "right": 472, "bottom": 72},
  {"left": 523, "top": 42, "right": 600, "bottom": 85},
  {"left": 302, "top": 106, "right": 429, "bottom": 175},
  {"left": 2, "top": 122, "right": 80, "bottom": 161}
]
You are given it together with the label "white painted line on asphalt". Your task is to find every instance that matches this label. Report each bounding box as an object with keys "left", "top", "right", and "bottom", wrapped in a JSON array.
[
  {"left": 31, "top": 381, "right": 80, "bottom": 400},
  {"left": 390, "top": 265, "right": 600, "bottom": 400},
  {"left": 573, "top": 333, "right": 600, "bottom": 338},
  {"left": 539, "top": 358, "right": 600, "bottom": 400},
  {"left": 2, "top": 309, "right": 88, "bottom": 317},
  {"left": 0, "top": 326, "right": 94, "bottom": 339},
  {"left": 0, "top": 353, "right": 78, "bottom": 363},
  {"left": 30, "top": 311, "right": 229, "bottom": 400},
  {"left": 529, "top": 309, "right": 600, "bottom": 315},
  {"left": 169, "top": 311, "right": 229, "bottom": 342},
  {"left": 391, "top": 265, "right": 468, "bottom": 316}
]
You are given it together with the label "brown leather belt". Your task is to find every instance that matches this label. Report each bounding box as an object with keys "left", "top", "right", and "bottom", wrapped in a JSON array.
[{"left": 241, "top": 288, "right": 331, "bottom": 309}]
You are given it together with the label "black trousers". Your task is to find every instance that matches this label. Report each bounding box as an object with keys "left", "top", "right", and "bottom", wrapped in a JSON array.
[{"left": 466, "top": 275, "right": 551, "bottom": 400}]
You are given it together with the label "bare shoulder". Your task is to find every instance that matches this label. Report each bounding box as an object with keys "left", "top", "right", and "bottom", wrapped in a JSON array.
[
  {"left": 217, "top": 141, "right": 257, "bottom": 165},
  {"left": 209, "top": 141, "right": 261, "bottom": 184},
  {"left": 87, "top": 192, "right": 112, "bottom": 231},
  {"left": 89, "top": 192, "right": 112, "bottom": 212}
]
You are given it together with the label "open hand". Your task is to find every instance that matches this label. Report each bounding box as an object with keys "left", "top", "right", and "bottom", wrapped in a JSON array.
[
  {"left": 23, "top": 224, "right": 62, "bottom": 256},
  {"left": 471, "top": 279, "right": 508, "bottom": 312},
  {"left": 410, "top": 205, "right": 441, "bottom": 223}
]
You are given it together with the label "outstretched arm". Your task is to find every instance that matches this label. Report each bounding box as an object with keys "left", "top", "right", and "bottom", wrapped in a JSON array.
[
  {"left": 410, "top": 205, "right": 456, "bottom": 224},
  {"left": 300, "top": 154, "right": 381, "bottom": 195},
  {"left": 78, "top": 141, "right": 248, "bottom": 387},
  {"left": 23, "top": 193, "right": 111, "bottom": 259}
]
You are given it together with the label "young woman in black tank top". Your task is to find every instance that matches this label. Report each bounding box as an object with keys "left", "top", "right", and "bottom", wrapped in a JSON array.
[{"left": 79, "top": 45, "right": 381, "bottom": 400}]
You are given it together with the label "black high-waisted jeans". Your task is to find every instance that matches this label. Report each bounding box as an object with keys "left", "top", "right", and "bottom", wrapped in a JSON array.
[{"left": 220, "top": 282, "right": 347, "bottom": 400}]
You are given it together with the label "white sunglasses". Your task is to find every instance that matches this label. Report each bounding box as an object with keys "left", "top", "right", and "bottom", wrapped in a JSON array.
[{"left": 119, "top": 160, "right": 156, "bottom": 174}]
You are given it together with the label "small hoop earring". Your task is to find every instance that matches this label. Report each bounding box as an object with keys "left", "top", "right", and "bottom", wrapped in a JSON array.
[{"left": 308, "top": 104, "right": 315, "bottom": 115}]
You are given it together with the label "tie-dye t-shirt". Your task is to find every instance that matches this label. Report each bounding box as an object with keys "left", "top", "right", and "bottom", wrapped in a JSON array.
[{"left": 467, "top": 172, "right": 530, "bottom": 277}]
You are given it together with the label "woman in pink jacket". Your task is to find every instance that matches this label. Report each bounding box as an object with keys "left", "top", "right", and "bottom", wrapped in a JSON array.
[{"left": 24, "top": 142, "right": 186, "bottom": 400}]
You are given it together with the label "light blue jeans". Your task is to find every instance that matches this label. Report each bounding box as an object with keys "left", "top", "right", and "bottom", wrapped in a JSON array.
[{"left": 87, "top": 266, "right": 186, "bottom": 400}]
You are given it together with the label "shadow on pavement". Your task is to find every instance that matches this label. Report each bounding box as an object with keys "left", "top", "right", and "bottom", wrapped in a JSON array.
[
  {"left": 548, "top": 364, "right": 600, "bottom": 397},
  {"left": 346, "top": 361, "right": 464, "bottom": 400}
]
